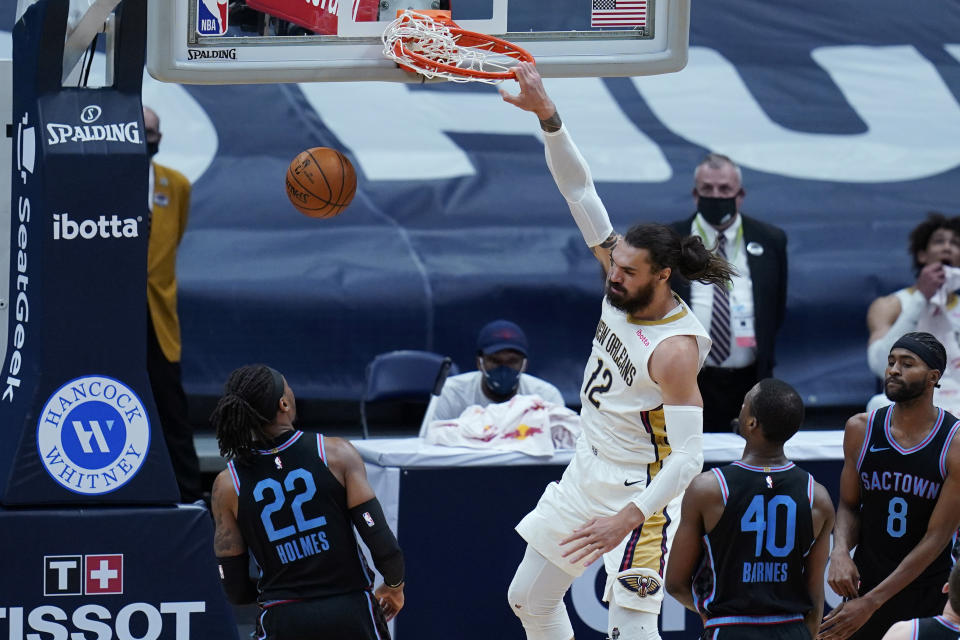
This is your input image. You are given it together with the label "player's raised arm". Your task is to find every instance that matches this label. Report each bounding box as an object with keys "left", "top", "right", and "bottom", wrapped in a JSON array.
[{"left": 500, "top": 62, "right": 618, "bottom": 270}]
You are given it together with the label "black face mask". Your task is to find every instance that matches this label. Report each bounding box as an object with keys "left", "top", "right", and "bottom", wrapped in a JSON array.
[
  {"left": 697, "top": 196, "right": 737, "bottom": 227},
  {"left": 482, "top": 365, "right": 522, "bottom": 397},
  {"left": 146, "top": 141, "right": 160, "bottom": 158}
]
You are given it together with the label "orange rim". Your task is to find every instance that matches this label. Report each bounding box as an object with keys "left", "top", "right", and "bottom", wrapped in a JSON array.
[{"left": 393, "top": 27, "right": 534, "bottom": 80}]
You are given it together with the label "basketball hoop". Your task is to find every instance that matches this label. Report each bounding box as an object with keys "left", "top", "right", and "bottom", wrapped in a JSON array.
[{"left": 382, "top": 10, "right": 535, "bottom": 84}]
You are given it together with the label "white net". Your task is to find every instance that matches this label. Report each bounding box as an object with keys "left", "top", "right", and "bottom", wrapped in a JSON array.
[{"left": 381, "top": 10, "right": 525, "bottom": 84}]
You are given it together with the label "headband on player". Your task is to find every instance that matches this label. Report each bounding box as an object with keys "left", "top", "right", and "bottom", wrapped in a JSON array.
[
  {"left": 266, "top": 366, "right": 285, "bottom": 411},
  {"left": 891, "top": 334, "right": 946, "bottom": 374}
]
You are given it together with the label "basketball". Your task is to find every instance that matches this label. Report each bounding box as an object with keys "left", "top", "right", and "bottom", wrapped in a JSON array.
[{"left": 285, "top": 147, "right": 357, "bottom": 218}]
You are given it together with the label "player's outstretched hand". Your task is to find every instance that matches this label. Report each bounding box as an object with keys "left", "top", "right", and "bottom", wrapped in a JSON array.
[
  {"left": 499, "top": 62, "right": 557, "bottom": 121},
  {"left": 817, "top": 598, "right": 877, "bottom": 640},
  {"left": 826, "top": 552, "right": 860, "bottom": 599},
  {"left": 559, "top": 512, "right": 640, "bottom": 567},
  {"left": 375, "top": 582, "right": 404, "bottom": 621}
]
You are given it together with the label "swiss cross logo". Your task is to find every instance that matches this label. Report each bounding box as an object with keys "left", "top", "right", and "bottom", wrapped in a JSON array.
[
  {"left": 85, "top": 554, "right": 123, "bottom": 595},
  {"left": 44, "top": 555, "right": 83, "bottom": 596}
]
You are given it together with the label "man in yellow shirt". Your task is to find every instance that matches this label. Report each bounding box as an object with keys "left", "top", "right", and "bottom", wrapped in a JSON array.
[{"left": 145, "top": 106, "right": 201, "bottom": 503}]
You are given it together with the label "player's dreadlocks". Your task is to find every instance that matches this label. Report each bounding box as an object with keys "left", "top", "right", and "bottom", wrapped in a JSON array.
[{"left": 210, "top": 364, "right": 285, "bottom": 463}]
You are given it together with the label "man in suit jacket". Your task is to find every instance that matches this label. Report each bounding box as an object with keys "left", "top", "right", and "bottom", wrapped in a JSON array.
[
  {"left": 668, "top": 153, "right": 788, "bottom": 432},
  {"left": 145, "top": 106, "right": 202, "bottom": 502}
]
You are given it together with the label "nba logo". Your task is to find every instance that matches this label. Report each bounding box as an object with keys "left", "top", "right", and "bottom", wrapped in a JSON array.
[{"left": 196, "top": 0, "right": 228, "bottom": 36}]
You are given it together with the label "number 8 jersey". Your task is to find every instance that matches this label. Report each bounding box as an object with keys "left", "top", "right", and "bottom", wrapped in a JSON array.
[
  {"left": 580, "top": 295, "right": 710, "bottom": 467},
  {"left": 227, "top": 430, "right": 372, "bottom": 603},
  {"left": 854, "top": 406, "right": 960, "bottom": 590}
]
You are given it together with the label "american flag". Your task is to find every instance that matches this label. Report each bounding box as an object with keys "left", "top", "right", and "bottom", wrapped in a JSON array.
[{"left": 591, "top": 0, "right": 647, "bottom": 29}]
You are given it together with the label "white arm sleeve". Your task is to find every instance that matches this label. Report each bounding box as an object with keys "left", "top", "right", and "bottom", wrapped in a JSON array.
[
  {"left": 867, "top": 290, "right": 925, "bottom": 378},
  {"left": 632, "top": 405, "right": 704, "bottom": 520},
  {"left": 542, "top": 124, "right": 614, "bottom": 248}
]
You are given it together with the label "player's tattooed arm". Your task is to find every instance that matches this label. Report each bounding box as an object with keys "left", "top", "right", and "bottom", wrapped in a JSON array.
[
  {"left": 591, "top": 232, "right": 620, "bottom": 272},
  {"left": 211, "top": 470, "right": 246, "bottom": 557},
  {"left": 539, "top": 111, "right": 562, "bottom": 133}
]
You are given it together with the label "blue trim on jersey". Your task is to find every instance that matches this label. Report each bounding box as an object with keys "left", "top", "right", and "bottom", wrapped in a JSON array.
[
  {"left": 713, "top": 468, "right": 729, "bottom": 505},
  {"left": 318, "top": 434, "right": 327, "bottom": 464},
  {"left": 730, "top": 461, "right": 796, "bottom": 472},
  {"left": 857, "top": 409, "right": 877, "bottom": 472},
  {"left": 807, "top": 473, "right": 815, "bottom": 508},
  {"left": 884, "top": 407, "right": 943, "bottom": 455},
  {"left": 935, "top": 615, "right": 960, "bottom": 631},
  {"left": 364, "top": 590, "right": 383, "bottom": 640},
  {"left": 257, "top": 608, "right": 268, "bottom": 640},
  {"left": 254, "top": 430, "right": 303, "bottom": 455},
  {"left": 938, "top": 419, "right": 960, "bottom": 478},
  {"left": 705, "top": 613, "right": 804, "bottom": 628},
  {"left": 227, "top": 460, "right": 240, "bottom": 495},
  {"left": 699, "top": 534, "right": 718, "bottom": 612}
]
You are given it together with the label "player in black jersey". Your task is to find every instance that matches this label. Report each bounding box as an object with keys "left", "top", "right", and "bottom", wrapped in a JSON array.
[
  {"left": 822, "top": 332, "right": 960, "bottom": 640},
  {"left": 666, "top": 378, "right": 835, "bottom": 640},
  {"left": 882, "top": 562, "right": 960, "bottom": 640},
  {"left": 209, "top": 365, "right": 405, "bottom": 639}
]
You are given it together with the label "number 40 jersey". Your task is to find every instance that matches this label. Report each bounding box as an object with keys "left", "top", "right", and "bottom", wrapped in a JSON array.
[
  {"left": 579, "top": 295, "right": 710, "bottom": 468},
  {"left": 694, "top": 461, "right": 816, "bottom": 626}
]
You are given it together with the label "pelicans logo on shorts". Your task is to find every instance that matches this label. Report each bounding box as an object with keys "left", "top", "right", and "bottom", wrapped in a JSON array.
[
  {"left": 36, "top": 375, "right": 150, "bottom": 495},
  {"left": 618, "top": 574, "right": 662, "bottom": 598}
]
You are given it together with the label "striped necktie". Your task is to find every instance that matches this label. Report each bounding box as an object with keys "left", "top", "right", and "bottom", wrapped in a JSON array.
[{"left": 707, "top": 233, "right": 731, "bottom": 366}]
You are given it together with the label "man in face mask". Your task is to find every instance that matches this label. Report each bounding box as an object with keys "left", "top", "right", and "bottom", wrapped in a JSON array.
[
  {"left": 423, "top": 319, "right": 565, "bottom": 424},
  {"left": 668, "top": 154, "right": 788, "bottom": 433},
  {"left": 144, "top": 106, "right": 202, "bottom": 503}
]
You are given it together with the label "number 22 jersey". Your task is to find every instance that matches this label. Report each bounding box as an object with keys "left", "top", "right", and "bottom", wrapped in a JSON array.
[{"left": 226, "top": 431, "right": 372, "bottom": 603}]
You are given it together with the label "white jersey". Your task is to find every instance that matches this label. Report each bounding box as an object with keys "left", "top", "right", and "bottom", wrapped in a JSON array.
[{"left": 579, "top": 294, "right": 711, "bottom": 467}]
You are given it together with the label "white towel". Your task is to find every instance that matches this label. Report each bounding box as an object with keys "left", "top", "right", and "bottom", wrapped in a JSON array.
[{"left": 424, "top": 394, "right": 581, "bottom": 457}]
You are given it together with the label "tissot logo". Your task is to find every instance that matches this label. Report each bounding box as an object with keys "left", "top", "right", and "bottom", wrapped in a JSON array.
[
  {"left": 80, "top": 105, "right": 102, "bottom": 124},
  {"left": 44, "top": 555, "right": 82, "bottom": 596}
]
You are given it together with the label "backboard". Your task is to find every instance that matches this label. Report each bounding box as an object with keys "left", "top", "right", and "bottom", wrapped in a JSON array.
[{"left": 146, "top": 0, "right": 690, "bottom": 84}]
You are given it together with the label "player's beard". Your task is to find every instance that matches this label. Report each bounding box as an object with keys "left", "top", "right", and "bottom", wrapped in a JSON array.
[
  {"left": 606, "top": 279, "right": 656, "bottom": 316},
  {"left": 885, "top": 376, "right": 926, "bottom": 402}
]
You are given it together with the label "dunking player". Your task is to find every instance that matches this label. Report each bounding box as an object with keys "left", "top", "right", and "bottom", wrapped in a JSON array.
[
  {"left": 209, "top": 365, "right": 404, "bottom": 639},
  {"left": 666, "top": 379, "right": 835, "bottom": 640},
  {"left": 882, "top": 562, "right": 960, "bottom": 640},
  {"left": 501, "top": 62, "right": 735, "bottom": 639},
  {"left": 821, "top": 332, "right": 960, "bottom": 640}
]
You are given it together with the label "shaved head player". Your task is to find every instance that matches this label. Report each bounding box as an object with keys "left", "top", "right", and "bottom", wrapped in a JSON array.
[{"left": 500, "top": 62, "right": 735, "bottom": 640}]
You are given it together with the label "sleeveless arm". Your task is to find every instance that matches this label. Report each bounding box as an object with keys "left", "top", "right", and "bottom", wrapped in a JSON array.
[
  {"left": 665, "top": 471, "right": 718, "bottom": 614},
  {"left": 866, "top": 292, "right": 921, "bottom": 378},
  {"left": 805, "top": 482, "right": 835, "bottom": 639},
  {"left": 827, "top": 414, "right": 867, "bottom": 600}
]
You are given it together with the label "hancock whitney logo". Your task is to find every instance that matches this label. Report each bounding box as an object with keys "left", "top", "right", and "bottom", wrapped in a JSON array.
[{"left": 37, "top": 376, "right": 150, "bottom": 495}]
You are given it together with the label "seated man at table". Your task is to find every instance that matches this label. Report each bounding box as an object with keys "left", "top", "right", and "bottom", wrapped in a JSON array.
[{"left": 423, "top": 320, "right": 564, "bottom": 426}]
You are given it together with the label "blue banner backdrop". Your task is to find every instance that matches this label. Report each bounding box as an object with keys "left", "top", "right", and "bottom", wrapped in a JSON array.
[{"left": 2, "top": 1, "right": 960, "bottom": 409}]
